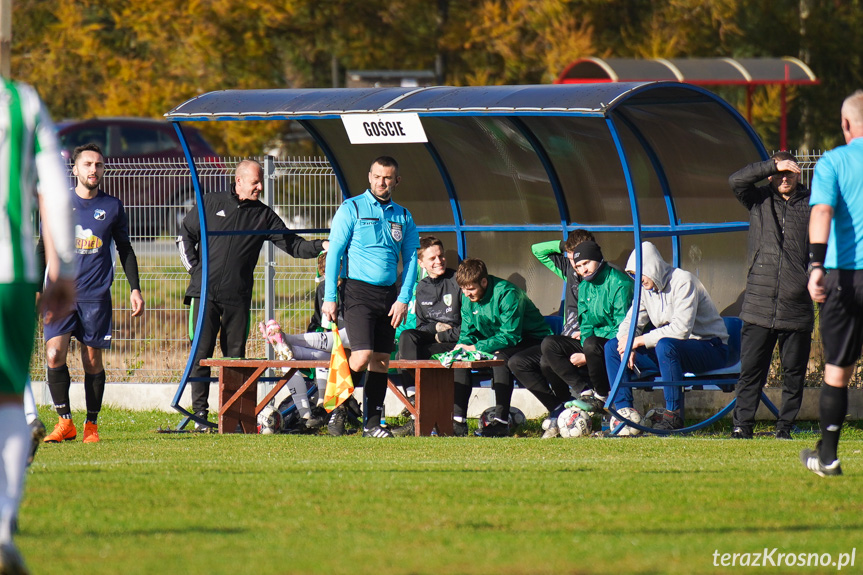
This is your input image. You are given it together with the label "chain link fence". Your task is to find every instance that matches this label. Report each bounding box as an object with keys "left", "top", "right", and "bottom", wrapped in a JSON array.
[
  {"left": 32, "top": 151, "right": 857, "bottom": 388},
  {"left": 32, "top": 156, "right": 340, "bottom": 384}
]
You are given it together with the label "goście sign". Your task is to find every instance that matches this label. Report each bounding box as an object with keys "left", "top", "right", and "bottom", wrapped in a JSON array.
[{"left": 341, "top": 113, "right": 428, "bottom": 144}]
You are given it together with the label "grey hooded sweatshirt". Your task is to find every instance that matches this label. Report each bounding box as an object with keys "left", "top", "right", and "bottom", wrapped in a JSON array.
[{"left": 616, "top": 242, "right": 728, "bottom": 348}]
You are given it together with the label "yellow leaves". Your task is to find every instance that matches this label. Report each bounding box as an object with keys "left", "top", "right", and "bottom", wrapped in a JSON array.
[{"left": 457, "top": 0, "right": 595, "bottom": 85}]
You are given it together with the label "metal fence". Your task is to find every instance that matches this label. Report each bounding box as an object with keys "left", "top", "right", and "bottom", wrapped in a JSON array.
[
  {"left": 32, "top": 151, "right": 841, "bottom": 386},
  {"left": 31, "top": 157, "right": 341, "bottom": 384}
]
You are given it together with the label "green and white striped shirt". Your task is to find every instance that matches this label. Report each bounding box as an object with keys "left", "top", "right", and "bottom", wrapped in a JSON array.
[{"left": 0, "top": 77, "right": 74, "bottom": 284}]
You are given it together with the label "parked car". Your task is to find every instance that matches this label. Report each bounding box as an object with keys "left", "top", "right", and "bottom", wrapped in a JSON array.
[{"left": 56, "top": 117, "right": 224, "bottom": 237}]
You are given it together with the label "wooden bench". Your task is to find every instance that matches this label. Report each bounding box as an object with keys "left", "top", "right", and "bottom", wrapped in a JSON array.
[{"left": 199, "top": 358, "right": 503, "bottom": 436}]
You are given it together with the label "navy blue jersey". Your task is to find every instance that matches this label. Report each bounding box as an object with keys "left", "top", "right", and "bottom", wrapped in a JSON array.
[{"left": 70, "top": 190, "right": 131, "bottom": 302}]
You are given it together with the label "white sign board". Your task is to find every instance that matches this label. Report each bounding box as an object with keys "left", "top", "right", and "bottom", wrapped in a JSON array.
[{"left": 341, "top": 113, "right": 428, "bottom": 144}]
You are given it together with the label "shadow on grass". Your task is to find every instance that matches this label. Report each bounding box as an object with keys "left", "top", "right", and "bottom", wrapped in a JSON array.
[{"left": 591, "top": 522, "right": 863, "bottom": 537}]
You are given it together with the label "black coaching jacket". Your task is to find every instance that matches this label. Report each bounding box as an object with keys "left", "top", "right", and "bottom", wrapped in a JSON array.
[
  {"left": 729, "top": 159, "right": 814, "bottom": 331},
  {"left": 414, "top": 268, "right": 462, "bottom": 344},
  {"left": 177, "top": 188, "right": 324, "bottom": 307}
]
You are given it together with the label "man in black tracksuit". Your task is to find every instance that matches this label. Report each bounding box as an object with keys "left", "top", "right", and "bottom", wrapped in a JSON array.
[
  {"left": 177, "top": 160, "right": 326, "bottom": 427},
  {"left": 396, "top": 237, "right": 462, "bottom": 397},
  {"left": 729, "top": 151, "right": 813, "bottom": 439}
]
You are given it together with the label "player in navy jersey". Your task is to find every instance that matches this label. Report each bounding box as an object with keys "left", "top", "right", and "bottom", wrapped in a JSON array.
[{"left": 39, "top": 144, "right": 145, "bottom": 444}]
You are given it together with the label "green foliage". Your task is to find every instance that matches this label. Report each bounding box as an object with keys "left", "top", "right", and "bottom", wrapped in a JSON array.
[{"left": 23, "top": 406, "right": 863, "bottom": 575}]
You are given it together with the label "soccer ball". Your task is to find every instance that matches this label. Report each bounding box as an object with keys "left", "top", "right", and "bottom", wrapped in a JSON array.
[
  {"left": 557, "top": 407, "right": 592, "bottom": 438},
  {"left": 257, "top": 404, "right": 283, "bottom": 435},
  {"left": 609, "top": 407, "right": 642, "bottom": 436},
  {"left": 478, "top": 406, "right": 526, "bottom": 432}
]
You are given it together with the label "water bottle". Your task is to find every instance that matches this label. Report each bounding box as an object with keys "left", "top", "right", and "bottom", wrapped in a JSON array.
[{"left": 601, "top": 414, "right": 610, "bottom": 434}]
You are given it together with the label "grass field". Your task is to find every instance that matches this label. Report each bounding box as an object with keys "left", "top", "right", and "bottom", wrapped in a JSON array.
[{"left": 20, "top": 407, "right": 863, "bottom": 575}]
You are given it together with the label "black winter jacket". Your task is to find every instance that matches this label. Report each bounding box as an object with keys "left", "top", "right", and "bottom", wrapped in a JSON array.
[
  {"left": 414, "top": 268, "right": 462, "bottom": 344},
  {"left": 729, "top": 160, "right": 813, "bottom": 331},
  {"left": 177, "top": 188, "right": 324, "bottom": 307}
]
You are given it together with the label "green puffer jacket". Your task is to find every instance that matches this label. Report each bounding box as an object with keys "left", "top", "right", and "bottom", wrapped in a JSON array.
[
  {"left": 577, "top": 263, "right": 634, "bottom": 343},
  {"left": 457, "top": 275, "right": 552, "bottom": 354}
]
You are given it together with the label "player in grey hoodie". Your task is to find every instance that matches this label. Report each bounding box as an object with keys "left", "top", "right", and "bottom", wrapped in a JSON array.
[{"left": 603, "top": 242, "right": 730, "bottom": 430}]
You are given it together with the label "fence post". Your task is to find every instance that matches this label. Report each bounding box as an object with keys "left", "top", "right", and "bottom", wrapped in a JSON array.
[{"left": 263, "top": 156, "right": 276, "bottom": 390}]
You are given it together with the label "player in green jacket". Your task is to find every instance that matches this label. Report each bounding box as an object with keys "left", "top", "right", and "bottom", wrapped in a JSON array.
[
  {"left": 541, "top": 240, "right": 633, "bottom": 410},
  {"left": 452, "top": 258, "right": 552, "bottom": 437}
]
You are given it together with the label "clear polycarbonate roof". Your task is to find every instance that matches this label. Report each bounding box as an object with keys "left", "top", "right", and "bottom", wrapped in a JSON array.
[{"left": 167, "top": 81, "right": 766, "bottom": 315}]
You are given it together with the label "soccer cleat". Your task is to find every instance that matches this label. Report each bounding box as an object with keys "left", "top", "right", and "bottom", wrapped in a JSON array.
[
  {"left": 800, "top": 442, "right": 842, "bottom": 477},
  {"left": 653, "top": 410, "right": 683, "bottom": 431},
  {"left": 362, "top": 425, "right": 394, "bottom": 438},
  {"left": 452, "top": 420, "right": 468, "bottom": 437},
  {"left": 82, "top": 422, "right": 100, "bottom": 443},
  {"left": 479, "top": 419, "right": 510, "bottom": 437},
  {"left": 27, "top": 419, "right": 46, "bottom": 466},
  {"left": 193, "top": 410, "right": 212, "bottom": 432},
  {"left": 775, "top": 429, "right": 792, "bottom": 440},
  {"left": 0, "top": 542, "right": 29, "bottom": 575},
  {"left": 327, "top": 406, "right": 348, "bottom": 436},
  {"left": 577, "top": 390, "right": 607, "bottom": 412},
  {"left": 392, "top": 419, "right": 415, "bottom": 437},
  {"left": 541, "top": 424, "right": 560, "bottom": 439},
  {"left": 304, "top": 407, "right": 329, "bottom": 430},
  {"left": 730, "top": 426, "right": 753, "bottom": 439},
  {"left": 43, "top": 418, "right": 76, "bottom": 443}
]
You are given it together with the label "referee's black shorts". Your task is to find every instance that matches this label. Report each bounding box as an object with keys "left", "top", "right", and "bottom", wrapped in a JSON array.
[
  {"left": 342, "top": 279, "right": 398, "bottom": 353},
  {"left": 819, "top": 269, "right": 863, "bottom": 367}
]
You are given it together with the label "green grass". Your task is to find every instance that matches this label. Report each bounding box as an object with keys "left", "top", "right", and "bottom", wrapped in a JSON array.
[{"left": 22, "top": 407, "right": 863, "bottom": 575}]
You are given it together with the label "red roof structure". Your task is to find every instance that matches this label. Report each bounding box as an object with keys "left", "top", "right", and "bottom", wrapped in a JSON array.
[{"left": 556, "top": 57, "right": 818, "bottom": 150}]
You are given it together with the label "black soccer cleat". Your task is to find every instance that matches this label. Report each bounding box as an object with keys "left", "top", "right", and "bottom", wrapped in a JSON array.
[
  {"left": 800, "top": 443, "right": 842, "bottom": 477},
  {"left": 775, "top": 429, "right": 792, "bottom": 440},
  {"left": 327, "top": 406, "right": 348, "bottom": 436},
  {"left": 362, "top": 425, "right": 394, "bottom": 438},
  {"left": 730, "top": 426, "right": 753, "bottom": 439},
  {"left": 0, "top": 541, "right": 29, "bottom": 575},
  {"left": 479, "top": 419, "right": 510, "bottom": 437},
  {"left": 27, "top": 418, "right": 46, "bottom": 466},
  {"left": 392, "top": 419, "right": 415, "bottom": 437}
]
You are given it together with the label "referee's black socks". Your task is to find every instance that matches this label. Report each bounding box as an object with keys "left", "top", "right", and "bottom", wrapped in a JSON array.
[
  {"left": 363, "top": 371, "right": 388, "bottom": 428},
  {"left": 819, "top": 384, "right": 848, "bottom": 464}
]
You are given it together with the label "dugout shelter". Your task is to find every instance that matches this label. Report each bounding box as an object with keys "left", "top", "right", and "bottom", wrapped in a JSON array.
[{"left": 165, "top": 82, "right": 768, "bottom": 431}]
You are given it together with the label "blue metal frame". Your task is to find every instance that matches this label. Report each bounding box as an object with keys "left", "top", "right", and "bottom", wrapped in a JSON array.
[
  {"left": 171, "top": 121, "right": 214, "bottom": 430},
  {"left": 163, "top": 82, "right": 767, "bottom": 434},
  {"left": 423, "top": 141, "right": 466, "bottom": 258}
]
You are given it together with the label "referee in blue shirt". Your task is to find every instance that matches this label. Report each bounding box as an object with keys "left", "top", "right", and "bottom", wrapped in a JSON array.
[
  {"left": 802, "top": 90, "right": 863, "bottom": 477},
  {"left": 322, "top": 156, "right": 419, "bottom": 437}
]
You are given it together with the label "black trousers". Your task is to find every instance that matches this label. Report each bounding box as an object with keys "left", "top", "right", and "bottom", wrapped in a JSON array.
[
  {"left": 733, "top": 322, "right": 811, "bottom": 432},
  {"left": 397, "top": 328, "right": 455, "bottom": 388},
  {"left": 540, "top": 335, "right": 608, "bottom": 396},
  {"left": 508, "top": 341, "right": 574, "bottom": 412},
  {"left": 188, "top": 298, "right": 250, "bottom": 413},
  {"left": 453, "top": 338, "right": 541, "bottom": 420}
]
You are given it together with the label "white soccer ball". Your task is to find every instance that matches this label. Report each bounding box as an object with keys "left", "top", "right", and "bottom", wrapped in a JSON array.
[
  {"left": 257, "top": 405, "right": 283, "bottom": 435},
  {"left": 557, "top": 407, "right": 592, "bottom": 438},
  {"left": 609, "top": 407, "right": 642, "bottom": 436}
]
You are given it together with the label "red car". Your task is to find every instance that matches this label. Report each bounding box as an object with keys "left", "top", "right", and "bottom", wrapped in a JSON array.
[{"left": 56, "top": 117, "right": 221, "bottom": 237}]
